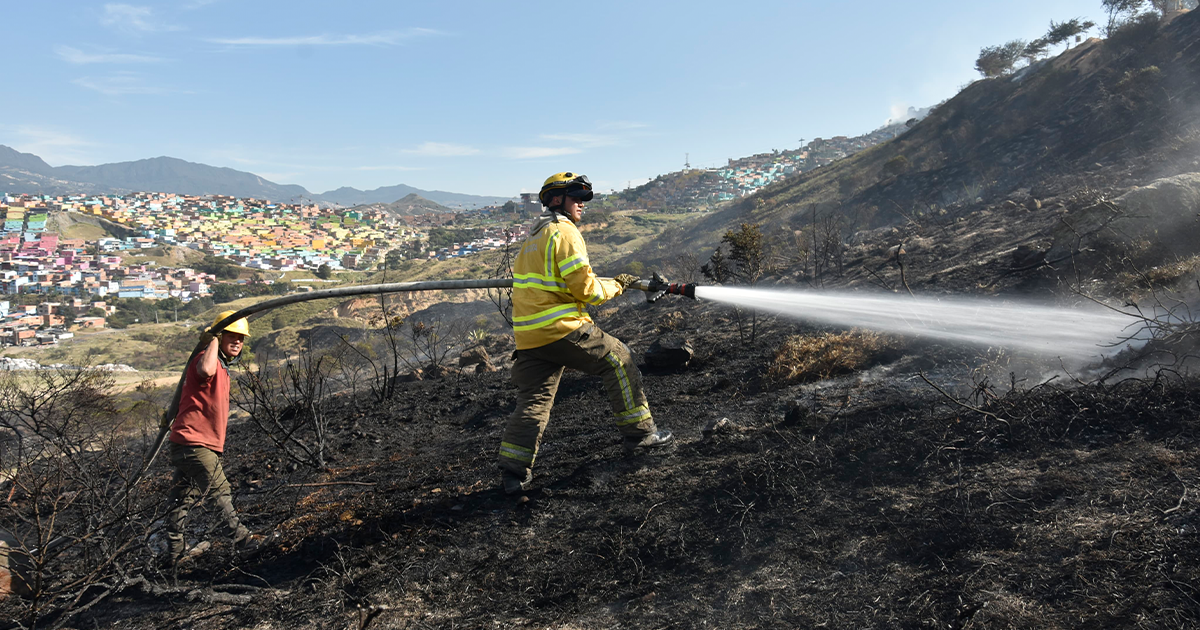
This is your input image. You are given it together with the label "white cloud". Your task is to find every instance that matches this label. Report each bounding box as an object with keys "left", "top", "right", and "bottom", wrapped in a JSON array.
[
  {"left": 2, "top": 125, "right": 99, "bottom": 165},
  {"left": 354, "top": 165, "right": 425, "bottom": 171},
  {"left": 55, "top": 45, "right": 166, "bottom": 64},
  {"left": 504, "top": 147, "right": 583, "bottom": 160},
  {"left": 401, "top": 142, "right": 480, "bottom": 157},
  {"left": 539, "top": 133, "right": 619, "bottom": 148},
  {"left": 73, "top": 73, "right": 190, "bottom": 96},
  {"left": 207, "top": 28, "right": 441, "bottom": 47},
  {"left": 100, "top": 4, "right": 183, "bottom": 33}
]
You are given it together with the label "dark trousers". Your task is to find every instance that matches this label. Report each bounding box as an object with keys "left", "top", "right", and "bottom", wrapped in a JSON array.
[
  {"left": 165, "top": 442, "right": 247, "bottom": 558},
  {"left": 499, "top": 324, "right": 656, "bottom": 477}
]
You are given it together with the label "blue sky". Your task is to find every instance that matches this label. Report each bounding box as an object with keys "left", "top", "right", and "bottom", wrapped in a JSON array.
[{"left": 3, "top": 1, "right": 1109, "bottom": 197}]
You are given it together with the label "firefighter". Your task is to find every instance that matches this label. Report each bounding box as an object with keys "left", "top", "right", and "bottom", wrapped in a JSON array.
[
  {"left": 499, "top": 172, "right": 673, "bottom": 494},
  {"left": 162, "top": 310, "right": 258, "bottom": 568}
]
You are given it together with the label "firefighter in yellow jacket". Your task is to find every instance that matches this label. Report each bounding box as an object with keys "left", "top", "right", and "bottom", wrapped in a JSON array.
[{"left": 499, "top": 172, "right": 673, "bottom": 494}]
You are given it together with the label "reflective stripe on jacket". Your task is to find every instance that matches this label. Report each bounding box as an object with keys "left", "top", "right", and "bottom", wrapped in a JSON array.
[{"left": 512, "top": 211, "right": 622, "bottom": 350}]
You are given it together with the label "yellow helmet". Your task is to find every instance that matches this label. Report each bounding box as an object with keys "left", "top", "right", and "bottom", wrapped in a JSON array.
[
  {"left": 539, "top": 172, "right": 593, "bottom": 206},
  {"left": 211, "top": 310, "right": 250, "bottom": 337}
]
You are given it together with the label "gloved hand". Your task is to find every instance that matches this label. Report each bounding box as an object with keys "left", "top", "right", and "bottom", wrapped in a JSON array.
[
  {"left": 613, "top": 274, "right": 639, "bottom": 292},
  {"left": 198, "top": 327, "right": 216, "bottom": 346}
]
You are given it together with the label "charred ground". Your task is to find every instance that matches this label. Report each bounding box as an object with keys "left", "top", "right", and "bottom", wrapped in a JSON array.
[
  {"left": 20, "top": 180, "right": 1200, "bottom": 628},
  {"left": 6, "top": 11, "right": 1200, "bottom": 630}
]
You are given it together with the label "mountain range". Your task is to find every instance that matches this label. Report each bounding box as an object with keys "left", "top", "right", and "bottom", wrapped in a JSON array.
[
  {"left": 0, "top": 145, "right": 512, "bottom": 209},
  {"left": 350, "top": 192, "right": 456, "bottom": 216}
]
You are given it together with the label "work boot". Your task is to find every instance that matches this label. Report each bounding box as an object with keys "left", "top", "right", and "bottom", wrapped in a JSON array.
[
  {"left": 502, "top": 470, "right": 533, "bottom": 495},
  {"left": 233, "top": 530, "right": 263, "bottom": 555},
  {"left": 624, "top": 429, "right": 675, "bottom": 455}
]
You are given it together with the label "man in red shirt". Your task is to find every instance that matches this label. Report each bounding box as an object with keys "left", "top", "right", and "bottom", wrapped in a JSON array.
[{"left": 163, "top": 310, "right": 256, "bottom": 568}]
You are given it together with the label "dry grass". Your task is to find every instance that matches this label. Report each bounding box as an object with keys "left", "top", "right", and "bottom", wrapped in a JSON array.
[
  {"left": 766, "top": 329, "right": 901, "bottom": 385},
  {"left": 1140, "top": 255, "right": 1200, "bottom": 287}
]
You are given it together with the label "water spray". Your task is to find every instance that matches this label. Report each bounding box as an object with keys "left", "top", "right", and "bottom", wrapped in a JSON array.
[{"left": 693, "top": 285, "right": 1137, "bottom": 362}]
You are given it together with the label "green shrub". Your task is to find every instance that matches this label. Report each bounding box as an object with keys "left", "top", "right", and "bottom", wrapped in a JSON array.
[{"left": 883, "top": 155, "right": 912, "bottom": 178}]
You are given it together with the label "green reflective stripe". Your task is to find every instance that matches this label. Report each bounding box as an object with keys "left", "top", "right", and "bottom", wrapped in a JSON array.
[
  {"left": 514, "top": 270, "right": 564, "bottom": 282},
  {"left": 513, "top": 274, "right": 569, "bottom": 291},
  {"left": 559, "top": 255, "right": 587, "bottom": 276},
  {"left": 499, "top": 441, "right": 535, "bottom": 463},
  {"left": 585, "top": 286, "right": 607, "bottom": 305},
  {"left": 604, "top": 352, "right": 635, "bottom": 410},
  {"left": 513, "top": 303, "right": 581, "bottom": 331},
  {"left": 545, "top": 231, "right": 559, "bottom": 279},
  {"left": 513, "top": 302, "right": 579, "bottom": 323},
  {"left": 615, "top": 405, "right": 651, "bottom": 426}
]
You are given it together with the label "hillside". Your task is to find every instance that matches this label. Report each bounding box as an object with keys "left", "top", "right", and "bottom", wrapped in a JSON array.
[
  {"left": 116, "top": 244, "right": 210, "bottom": 268},
  {"left": 0, "top": 146, "right": 509, "bottom": 207},
  {"left": 0, "top": 149, "right": 308, "bottom": 200},
  {"left": 6, "top": 12, "right": 1200, "bottom": 630},
  {"left": 351, "top": 193, "right": 456, "bottom": 217},
  {"left": 605, "top": 111, "right": 929, "bottom": 213},
  {"left": 45, "top": 211, "right": 119, "bottom": 240},
  {"left": 314, "top": 185, "right": 511, "bottom": 210},
  {"left": 9, "top": 177, "right": 1199, "bottom": 627},
  {"left": 637, "top": 10, "right": 1200, "bottom": 267}
]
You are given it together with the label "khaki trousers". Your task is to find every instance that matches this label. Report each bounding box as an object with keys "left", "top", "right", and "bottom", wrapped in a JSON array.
[
  {"left": 165, "top": 442, "right": 247, "bottom": 558},
  {"left": 499, "top": 324, "right": 656, "bottom": 477}
]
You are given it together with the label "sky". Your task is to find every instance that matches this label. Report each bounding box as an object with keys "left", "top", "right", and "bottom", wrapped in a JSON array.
[{"left": 2, "top": 0, "right": 1111, "bottom": 198}]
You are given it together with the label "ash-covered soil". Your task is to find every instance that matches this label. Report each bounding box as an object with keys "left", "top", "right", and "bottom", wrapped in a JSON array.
[
  {"left": 15, "top": 170, "right": 1200, "bottom": 630},
  {"left": 59, "top": 264, "right": 1200, "bottom": 630}
]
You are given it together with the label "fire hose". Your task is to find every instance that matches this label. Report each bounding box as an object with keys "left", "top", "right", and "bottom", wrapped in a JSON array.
[{"left": 136, "top": 274, "right": 699, "bottom": 481}]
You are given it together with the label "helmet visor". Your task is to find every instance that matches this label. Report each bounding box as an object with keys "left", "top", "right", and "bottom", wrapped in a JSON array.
[{"left": 565, "top": 186, "right": 593, "bottom": 202}]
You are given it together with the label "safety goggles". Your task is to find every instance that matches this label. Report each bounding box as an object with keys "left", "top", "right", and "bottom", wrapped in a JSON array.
[
  {"left": 565, "top": 186, "right": 593, "bottom": 201},
  {"left": 565, "top": 174, "right": 592, "bottom": 189}
]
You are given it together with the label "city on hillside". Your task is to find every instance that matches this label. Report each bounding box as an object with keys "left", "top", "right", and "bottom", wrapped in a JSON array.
[
  {"left": 609, "top": 110, "right": 929, "bottom": 210},
  {"left": 0, "top": 114, "right": 922, "bottom": 347},
  {"left": 0, "top": 192, "right": 530, "bottom": 346}
]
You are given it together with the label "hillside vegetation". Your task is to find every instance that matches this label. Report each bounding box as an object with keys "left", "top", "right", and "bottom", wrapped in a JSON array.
[
  {"left": 638, "top": 10, "right": 1200, "bottom": 269},
  {"left": 4, "top": 11, "right": 1200, "bottom": 630}
]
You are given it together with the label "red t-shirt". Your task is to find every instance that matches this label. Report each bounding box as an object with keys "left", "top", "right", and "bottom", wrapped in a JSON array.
[{"left": 169, "top": 349, "right": 231, "bottom": 453}]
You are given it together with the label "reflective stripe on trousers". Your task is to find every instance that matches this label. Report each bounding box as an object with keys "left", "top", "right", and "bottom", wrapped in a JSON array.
[{"left": 498, "top": 324, "right": 656, "bottom": 476}]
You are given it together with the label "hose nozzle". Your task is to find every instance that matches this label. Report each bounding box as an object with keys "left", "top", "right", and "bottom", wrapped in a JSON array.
[{"left": 634, "top": 272, "right": 698, "bottom": 302}]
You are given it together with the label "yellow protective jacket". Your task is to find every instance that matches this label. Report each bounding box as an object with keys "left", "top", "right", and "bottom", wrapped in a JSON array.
[{"left": 512, "top": 210, "right": 622, "bottom": 349}]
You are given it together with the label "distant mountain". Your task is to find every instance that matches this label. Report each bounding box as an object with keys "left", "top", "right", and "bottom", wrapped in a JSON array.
[
  {"left": 0, "top": 145, "right": 55, "bottom": 175},
  {"left": 0, "top": 145, "right": 511, "bottom": 208},
  {"left": 352, "top": 193, "right": 455, "bottom": 216},
  {"left": 312, "top": 185, "right": 510, "bottom": 209},
  {"left": 57, "top": 156, "right": 310, "bottom": 200}
]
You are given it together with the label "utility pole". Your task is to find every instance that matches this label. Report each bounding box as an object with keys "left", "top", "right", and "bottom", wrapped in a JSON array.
[{"left": 685, "top": 153, "right": 691, "bottom": 169}]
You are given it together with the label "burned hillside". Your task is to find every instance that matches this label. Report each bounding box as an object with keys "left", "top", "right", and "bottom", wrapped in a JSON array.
[
  {"left": 4, "top": 166, "right": 1200, "bottom": 628},
  {"left": 640, "top": 9, "right": 1200, "bottom": 267},
  {"left": 5, "top": 10, "right": 1200, "bottom": 630}
]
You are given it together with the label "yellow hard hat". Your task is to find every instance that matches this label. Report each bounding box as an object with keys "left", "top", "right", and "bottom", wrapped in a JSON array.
[
  {"left": 539, "top": 172, "right": 593, "bottom": 205},
  {"left": 211, "top": 310, "right": 250, "bottom": 337}
]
